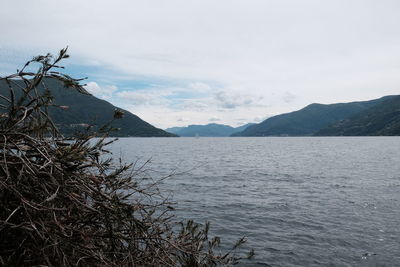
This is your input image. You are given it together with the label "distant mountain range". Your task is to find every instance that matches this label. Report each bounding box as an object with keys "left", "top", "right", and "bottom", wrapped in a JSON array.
[
  {"left": 233, "top": 95, "right": 399, "bottom": 136},
  {"left": 2, "top": 78, "right": 398, "bottom": 137},
  {"left": 166, "top": 123, "right": 255, "bottom": 137},
  {"left": 0, "top": 78, "right": 175, "bottom": 137}
]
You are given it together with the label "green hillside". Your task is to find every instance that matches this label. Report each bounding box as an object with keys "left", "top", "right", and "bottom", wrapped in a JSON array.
[
  {"left": 0, "top": 78, "right": 175, "bottom": 137},
  {"left": 233, "top": 96, "right": 395, "bottom": 136},
  {"left": 315, "top": 95, "right": 400, "bottom": 136}
]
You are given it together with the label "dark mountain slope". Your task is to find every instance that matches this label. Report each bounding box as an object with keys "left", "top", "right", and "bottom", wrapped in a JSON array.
[
  {"left": 0, "top": 78, "right": 175, "bottom": 137},
  {"left": 315, "top": 95, "right": 400, "bottom": 136},
  {"left": 233, "top": 96, "right": 395, "bottom": 136}
]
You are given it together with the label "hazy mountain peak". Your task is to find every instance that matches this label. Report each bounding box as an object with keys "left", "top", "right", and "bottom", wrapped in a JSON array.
[{"left": 166, "top": 123, "right": 255, "bottom": 137}]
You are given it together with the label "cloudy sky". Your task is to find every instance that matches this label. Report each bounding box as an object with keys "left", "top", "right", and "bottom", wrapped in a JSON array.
[{"left": 1, "top": 0, "right": 400, "bottom": 128}]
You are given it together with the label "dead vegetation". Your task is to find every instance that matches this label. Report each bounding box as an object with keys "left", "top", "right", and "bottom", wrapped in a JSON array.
[{"left": 0, "top": 48, "right": 249, "bottom": 266}]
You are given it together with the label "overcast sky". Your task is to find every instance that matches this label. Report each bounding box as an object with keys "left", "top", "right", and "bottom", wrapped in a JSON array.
[{"left": 1, "top": 0, "right": 400, "bottom": 128}]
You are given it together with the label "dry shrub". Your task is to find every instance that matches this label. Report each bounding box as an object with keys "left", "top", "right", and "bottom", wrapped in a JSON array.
[{"left": 0, "top": 49, "right": 249, "bottom": 266}]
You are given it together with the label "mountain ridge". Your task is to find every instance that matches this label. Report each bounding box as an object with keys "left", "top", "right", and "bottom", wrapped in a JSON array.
[
  {"left": 166, "top": 123, "right": 255, "bottom": 137},
  {"left": 315, "top": 95, "right": 400, "bottom": 136},
  {"left": 232, "top": 96, "right": 398, "bottom": 136},
  {"left": 0, "top": 78, "right": 176, "bottom": 137}
]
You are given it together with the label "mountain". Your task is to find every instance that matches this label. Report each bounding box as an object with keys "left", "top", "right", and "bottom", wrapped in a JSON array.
[
  {"left": 166, "top": 123, "right": 255, "bottom": 137},
  {"left": 234, "top": 123, "right": 256, "bottom": 133},
  {"left": 0, "top": 78, "right": 175, "bottom": 137},
  {"left": 164, "top": 126, "right": 185, "bottom": 134},
  {"left": 233, "top": 96, "right": 395, "bottom": 136},
  {"left": 315, "top": 95, "right": 400, "bottom": 136}
]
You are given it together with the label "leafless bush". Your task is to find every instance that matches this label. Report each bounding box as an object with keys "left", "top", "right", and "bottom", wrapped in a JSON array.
[{"left": 0, "top": 48, "right": 249, "bottom": 266}]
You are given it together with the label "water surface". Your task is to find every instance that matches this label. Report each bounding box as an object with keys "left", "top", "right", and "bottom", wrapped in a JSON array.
[{"left": 110, "top": 137, "right": 400, "bottom": 266}]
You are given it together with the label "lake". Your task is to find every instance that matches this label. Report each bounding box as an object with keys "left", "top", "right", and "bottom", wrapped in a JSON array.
[{"left": 109, "top": 137, "right": 400, "bottom": 266}]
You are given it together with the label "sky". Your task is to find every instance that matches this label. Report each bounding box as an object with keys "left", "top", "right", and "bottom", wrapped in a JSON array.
[{"left": 1, "top": 0, "right": 400, "bottom": 129}]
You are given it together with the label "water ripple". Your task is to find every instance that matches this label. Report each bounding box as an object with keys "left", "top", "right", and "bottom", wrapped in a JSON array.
[{"left": 111, "top": 137, "right": 400, "bottom": 266}]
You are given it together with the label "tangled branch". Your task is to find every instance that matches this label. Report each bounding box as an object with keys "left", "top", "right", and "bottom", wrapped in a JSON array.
[{"left": 0, "top": 48, "right": 248, "bottom": 266}]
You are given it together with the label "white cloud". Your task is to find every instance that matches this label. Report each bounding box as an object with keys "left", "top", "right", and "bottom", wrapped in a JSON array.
[
  {"left": 282, "top": 91, "right": 297, "bottom": 104},
  {"left": 84, "top": 82, "right": 117, "bottom": 100},
  {"left": 214, "top": 90, "right": 264, "bottom": 109},
  {"left": 208, "top": 117, "right": 220, "bottom": 122},
  {"left": 177, "top": 117, "right": 189, "bottom": 122},
  {"left": 116, "top": 91, "right": 168, "bottom": 106},
  {"left": 187, "top": 82, "right": 213, "bottom": 93},
  {"left": 178, "top": 99, "right": 209, "bottom": 112},
  {"left": 1, "top": 0, "right": 400, "bottom": 127}
]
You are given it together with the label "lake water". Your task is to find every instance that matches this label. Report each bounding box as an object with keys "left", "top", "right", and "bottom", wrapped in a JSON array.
[{"left": 109, "top": 137, "right": 400, "bottom": 266}]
